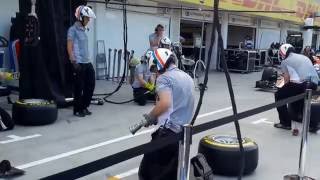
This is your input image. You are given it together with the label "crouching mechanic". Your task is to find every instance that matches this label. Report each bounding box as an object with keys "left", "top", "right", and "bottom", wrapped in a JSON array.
[
  {"left": 274, "top": 44, "right": 319, "bottom": 132},
  {"left": 132, "top": 51, "right": 156, "bottom": 106},
  {"left": 67, "top": 5, "right": 96, "bottom": 117},
  {"left": 138, "top": 48, "right": 195, "bottom": 180}
]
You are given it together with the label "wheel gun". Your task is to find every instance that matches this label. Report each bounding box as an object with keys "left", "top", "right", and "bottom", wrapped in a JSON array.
[{"left": 129, "top": 115, "right": 157, "bottom": 135}]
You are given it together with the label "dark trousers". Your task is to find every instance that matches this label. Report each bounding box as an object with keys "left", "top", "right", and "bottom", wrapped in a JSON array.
[
  {"left": 133, "top": 87, "right": 155, "bottom": 106},
  {"left": 138, "top": 128, "right": 179, "bottom": 180},
  {"left": 275, "top": 82, "right": 317, "bottom": 127},
  {"left": 73, "top": 63, "right": 95, "bottom": 112}
]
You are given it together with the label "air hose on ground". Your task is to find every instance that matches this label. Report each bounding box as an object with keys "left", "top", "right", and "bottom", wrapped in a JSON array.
[{"left": 92, "top": 1, "right": 129, "bottom": 99}]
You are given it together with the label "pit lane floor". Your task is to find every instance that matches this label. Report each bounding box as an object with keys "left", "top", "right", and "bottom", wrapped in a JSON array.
[{"left": 0, "top": 71, "right": 319, "bottom": 180}]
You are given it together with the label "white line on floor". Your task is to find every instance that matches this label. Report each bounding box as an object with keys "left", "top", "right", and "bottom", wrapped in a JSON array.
[
  {"left": 16, "top": 107, "right": 231, "bottom": 170},
  {"left": 252, "top": 118, "right": 274, "bottom": 125},
  {"left": 0, "top": 134, "right": 42, "bottom": 144},
  {"left": 16, "top": 129, "right": 155, "bottom": 170},
  {"left": 197, "top": 107, "right": 232, "bottom": 119},
  {"left": 115, "top": 167, "right": 139, "bottom": 179}
]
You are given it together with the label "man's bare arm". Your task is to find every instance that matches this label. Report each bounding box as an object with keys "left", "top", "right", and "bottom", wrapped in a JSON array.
[
  {"left": 67, "top": 40, "right": 75, "bottom": 63},
  {"left": 149, "top": 90, "right": 171, "bottom": 118}
]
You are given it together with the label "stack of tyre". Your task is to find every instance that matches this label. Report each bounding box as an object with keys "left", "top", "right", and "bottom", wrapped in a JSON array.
[
  {"left": 12, "top": 99, "right": 58, "bottom": 126},
  {"left": 198, "top": 134, "right": 259, "bottom": 176}
]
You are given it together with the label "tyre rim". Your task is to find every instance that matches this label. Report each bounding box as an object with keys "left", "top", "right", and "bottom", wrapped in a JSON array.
[
  {"left": 181, "top": 58, "right": 195, "bottom": 66},
  {"left": 211, "top": 135, "right": 245, "bottom": 145},
  {"left": 21, "top": 99, "right": 49, "bottom": 104}
]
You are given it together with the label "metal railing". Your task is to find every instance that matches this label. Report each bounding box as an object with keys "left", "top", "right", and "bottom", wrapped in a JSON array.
[{"left": 40, "top": 90, "right": 319, "bottom": 180}]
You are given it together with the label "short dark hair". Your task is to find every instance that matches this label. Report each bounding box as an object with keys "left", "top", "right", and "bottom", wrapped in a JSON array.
[
  {"left": 155, "top": 24, "right": 164, "bottom": 32},
  {"left": 285, "top": 47, "right": 295, "bottom": 58}
]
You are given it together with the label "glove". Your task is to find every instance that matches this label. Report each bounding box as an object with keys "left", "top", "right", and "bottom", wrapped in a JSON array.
[
  {"left": 143, "top": 114, "right": 157, "bottom": 127},
  {"left": 0, "top": 72, "right": 14, "bottom": 81},
  {"left": 4, "top": 72, "right": 14, "bottom": 81},
  {"left": 144, "top": 83, "right": 155, "bottom": 92}
]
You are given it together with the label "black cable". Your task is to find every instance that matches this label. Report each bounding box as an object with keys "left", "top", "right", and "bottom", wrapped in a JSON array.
[
  {"left": 93, "top": 1, "right": 129, "bottom": 98},
  {"left": 190, "top": 0, "right": 217, "bottom": 126},
  {"left": 103, "top": 91, "right": 152, "bottom": 105},
  {"left": 104, "top": 98, "right": 134, "bottom": 104},
  {"left": 189, "top": 0, "right": 244, "bottom": 179},
  {"left": 99, "top": 0, "right": 128, "bottom": 100},
  {"left": 216, "top": 8, "right": 245, "bottom": 180},
  {"left": 105, "top": 0, "right": 110, "bottom": 8}
]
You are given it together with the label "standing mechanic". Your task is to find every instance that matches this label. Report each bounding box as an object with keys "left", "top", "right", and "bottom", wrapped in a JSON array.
[
  {"left": 132, "top": 51, "right": 156, "bottom": 106},
  {"left": 138, "top": 48, "right": 195, "bottom": 180},
  {"left": 149, "top": 24, "right": 165, "bottom": 50},
  {"left": 274, "top": 44, "right": 319, "bottom": 132},
  {"left": 67, "top": 5, "right": 96, "bottom": 117}
]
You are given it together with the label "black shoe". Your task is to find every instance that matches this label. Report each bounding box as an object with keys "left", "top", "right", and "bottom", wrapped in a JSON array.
[
  {"left": 274, "top": 123, "right": 291, "bottom": 130},
  {"left": 84, "top": 108, "right": 92, "bottom": 115},
  {"left": 0, "top": 160, "right": 25, "bottom": 178},
  {"left": 309, "top": 127, "right": 319, "bottom": 134},
  {"left": 74, "top": 111, "right": 85, "bottom": 117}
]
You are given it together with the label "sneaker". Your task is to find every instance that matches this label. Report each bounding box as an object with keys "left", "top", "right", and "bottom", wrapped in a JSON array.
[
  {"left": 274, "top": 123, "right": 291, "bottom": 130},
  {"left": 74, "top": 111, "right": 85, "bottom": 117},
  {"left": 84, "top": 108, "right": 92, "bottom": 115}
]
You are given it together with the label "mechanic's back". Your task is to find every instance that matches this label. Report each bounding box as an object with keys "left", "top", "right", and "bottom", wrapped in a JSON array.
[{"left": 281, "top": 52, "right": 319, "bottom": 84}]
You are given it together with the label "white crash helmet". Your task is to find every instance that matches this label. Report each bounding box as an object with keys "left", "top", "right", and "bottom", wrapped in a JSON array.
[
  {"left": 141, "top": 50, "right": 153, "bottom": 63},
  {"left": 159, "top": 37, "right": 172, "bottom": 49},
  {"left": 75, "top": 5, "right": 96, "bottom": 21},
  {"left": 279, "top": 43, "right": 293, "bottom": 60},
  {"left": 149, "top": 48, "right": 173, "bottom": 71}
]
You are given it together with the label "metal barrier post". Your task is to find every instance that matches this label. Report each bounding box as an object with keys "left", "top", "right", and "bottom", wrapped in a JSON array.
[
  {"left": 177, "top": 124, "right": 192, "bottom": 180},
  {"left": 112, "top": 49, "right": 117, "bottom": 82},
  {"left": 107, "top": 48, "right": 111, "bottom": 80},
  {"left": 284, "top": 89, "right": 315, "bottom": 180},
  {"left": 117, "top": 49, "right": 122, "bottom": 82}
]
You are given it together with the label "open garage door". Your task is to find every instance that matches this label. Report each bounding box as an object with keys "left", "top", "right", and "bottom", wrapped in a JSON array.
[
  {"left": 95, "top": 7, "right": 170, "bottom": 77},
  {"left": 258, "top": 29, "right": 280, "bottom": 49}
]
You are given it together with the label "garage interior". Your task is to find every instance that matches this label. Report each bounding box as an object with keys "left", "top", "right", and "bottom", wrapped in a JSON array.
[
  {"left": 180, "top": 19, "right": 207, "bottom": 61},
  {"left": 227, "top": 25, "right": 256, "bottom": 49}
]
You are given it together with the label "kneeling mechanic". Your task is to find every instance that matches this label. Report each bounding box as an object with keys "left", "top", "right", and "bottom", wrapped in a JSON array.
[{"left": 132, "top": 51, "right": 156, "bottom": 106}]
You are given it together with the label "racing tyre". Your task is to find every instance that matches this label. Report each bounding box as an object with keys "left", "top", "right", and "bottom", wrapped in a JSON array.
[
  {"left": 289, "top": 101, "right": 320, "bottom": 127},
  {"left": 198, "top": 135, "right": 259, "bottom": 176},
  {"left": 12, "top": 99, "right": 58, "bottom": 126},
  {"left": 255, "top": 80, "right": 267, "bottom": 88},
  {"left": 261, "top": 67, "right": 277, "bottom": 81},
  {"left": 310, "top": 101, "right": 320, "bottom": 129},
  {"left": 0, "top": 107, "right": 14, "bottom": 130}
]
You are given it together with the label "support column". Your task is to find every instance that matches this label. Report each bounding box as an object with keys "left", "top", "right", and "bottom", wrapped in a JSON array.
[
  {"left": 280, "top": 22, "right": 288, "bottom": 44},
  {"left": 205, "top": 12, "right": 228, "bottom": 70},
  {"left": 303, "top": 18, "right": 314, "bottom": 48},
  {"left": 221, "top": 12, "right": 228, "bottom": 49},
  {"left": 205, "top": 24, "right": 218, "bottom": 70},
  {"left": 169, "top": 9, "right": 181, "bottom": 43},
  {"left": 316, "top": 32, "right": 320, "bottom": 50}
]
